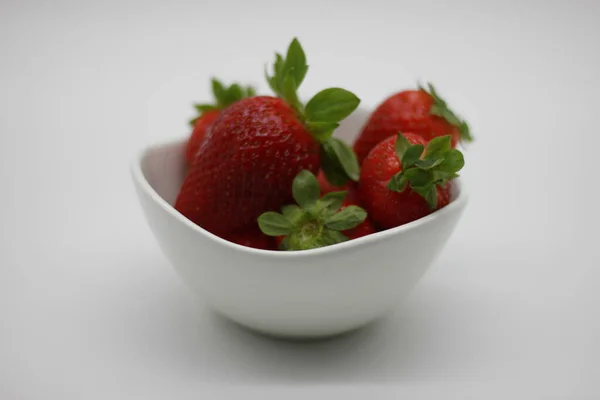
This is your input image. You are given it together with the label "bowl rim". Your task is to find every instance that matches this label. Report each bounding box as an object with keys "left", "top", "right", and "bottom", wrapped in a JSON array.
[{"left": 131, "top": 138, "right": 468, "bottom": 259}]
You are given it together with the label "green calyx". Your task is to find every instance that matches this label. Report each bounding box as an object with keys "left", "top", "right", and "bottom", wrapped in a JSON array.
[
  {"left": 189, "top": 78, "right": 256, "bottom": 126},
  {"left": 420, "top": 82, "right": 473, "bottom": 142},
  {"left": 266, "top": 38, "right": 361, "bottom": 187},
  {"left": 387, "top": 133, "right": 465, "bottom": 209},
  {"left": 257, "top": 170, "right": 367, "bottom": 251}
]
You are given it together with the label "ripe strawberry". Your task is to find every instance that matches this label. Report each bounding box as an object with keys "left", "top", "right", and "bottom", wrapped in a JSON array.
[
  {"left": 316, "top": 169, "right": 352, "bottom": 195},
  {"left": 175, "top": 39, "right": 361, "bottom": 236},
  {"left": 359, "top": 132, "right": 464, "bottom": 229},
  {"left": 185, "top": 79, "right": 255, "bottom": 164},
  {"left": 259, "top": 170, "right": 372, "bottom": 251},
  {"left": 223, "top": 226, "right": 275, "bottom": 250},
  {"left": 353, "top": 84, "right": 472, "bottom": 164}
]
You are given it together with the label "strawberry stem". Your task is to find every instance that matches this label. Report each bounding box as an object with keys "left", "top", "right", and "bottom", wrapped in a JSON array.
[
  {"left": 420, "top": 83, "right": 473, "bottom": 142},
  {"left": 388, "top": 133, "right": 465, "bottom": 209},
  {"left": 189, "top": 78, "right": 255, "bottom": 126},
  {"left": 257, "top": 170, "right": 367, "bottom": 251},
  {"left": 265, "top": 38, "right": 362, "bottom": 186}
]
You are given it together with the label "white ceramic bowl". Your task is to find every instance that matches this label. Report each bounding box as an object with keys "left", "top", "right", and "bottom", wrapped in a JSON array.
[{"left": 131, "top": 108, "right": 468, "bottom": 338}]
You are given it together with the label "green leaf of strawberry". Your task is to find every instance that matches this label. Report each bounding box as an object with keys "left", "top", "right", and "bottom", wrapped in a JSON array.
[
  {"left": 284, "top": 38, "right": 308, "bottom": 88},
  {"left": 423, "top": 135, "right": 452, "bottom": 159},
  {"left": 189, "top": 78, "right": 256, "bottom": 126},
  {"left": 387, "top": 132, "right": 464, "bottom": 209},
  {"left": 281, "top": 204, "right": 302, "bottom": 221},
  {"left": 320, "top": 137, "right": 360, "bottom": 184},
  {"left": 292, "top": 170, "right": 320, "bottom": 208},
  {"left": 266, "top": 38, "right": 362, "bottom": 187},
  {"left": 223, "top": 84, "right": 243, "bottom": 105},
  {"left": 411, "top": 185, "right": 437, "bottom": 209},
  {"left": 318, "top": 190, "right": 347, "bottom": 213},
  {"left": 278, "top": 236, "right": 290, "bottom": 250},
  {"left": 257, "top": 212, "right": 294, "bottom": 236},
  {"left": 437, "top": 149, "right": 465, "bottom": 173},
  {"left": 212, "top": 78, "right": 226, "bottom": 103},
  {"left": 324, "top": 205, "right": 367, "bottom": 231},
  {"left": 387, "top": 173, "right": 408, "bottom": 192},
  {"left": 267, "top": 39, "right": 360, "bottom": 131},
  {"left": 282, "top": 73, "right": 302, "bottom": 112},
  {"left": 305, "top": 121, "right": 340, "bottom": 141},
  {"left": 305, "top": 88, "right": 361, "bottom": 123},
  {"left": 319, "top": 230, "right": 349, "bottom": 246},
  {"left": 266, "top": 38, "right": 309, "bottom": 111},
  {"left": 414, "top": 158, "right": 443, "bottom": 170},
  {"left": 319, "top": 146, "right": 351, "bottom": 187},
  {"left": 394, "top": 133, "right": 411, "bottom": 159},
  {"left": 266, "top": 53, "right": 284, "bottom": 95},
  {"left": 257, "top": 170, "right": 368, "bottom": 251},
  {"left": 403, "top": 168, "right": 430, "bottom": 187},
  {"left": 420, "top": 83, "right": 473, "bottom": 142},
  {"left": 194, "top": 104, "right": 220, "bottom": 114},
  {"left": 395, "top": 133, "right": 424, "bottom": 170}
]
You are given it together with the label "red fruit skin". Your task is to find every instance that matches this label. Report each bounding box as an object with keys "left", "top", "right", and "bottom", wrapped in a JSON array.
[
  {"left": 358, "top": 133, "right": 451, "bottom": 229},
  {"left": 316, "top": 169, "right": 353, "bottom": 195},
  {"left": 185, "top": 109, "right": 221, "bottom": 164},
  {"left": 224, "top": 227, "right": 275, "bottom": 250},
  {"left": 353, "top": 90, "right": 460, "bottom": 164},
  {"left": 175, "top": 96, "right": 320, "bottom": 237}
]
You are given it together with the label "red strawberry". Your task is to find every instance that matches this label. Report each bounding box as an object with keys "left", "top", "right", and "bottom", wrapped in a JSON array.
[
  {"left": 316, "top": 169, "right": 352, "bottom": 195},
  {"left": 359, "top": 132, "right": 464, "bottom": 229},
  {"left": 175, "top": 39, "right": 361, "bottom": 236},
  {"left": 186, "top": 110, "right": 220, "bottom": 164},
  {"left": 185, "top": 79, "right": 255, "bottom": 164},
  {"left": 259, "top": 170, "right": 373, "bottom": 251},
  {"left": 224, "top": 226, "right": 275, "bottom": 250},
  {"left": 353, "top": 84, "right": 472, "bottom": 164}
]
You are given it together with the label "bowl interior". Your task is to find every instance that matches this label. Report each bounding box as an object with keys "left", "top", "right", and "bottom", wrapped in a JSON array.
[{"left": 140, "top": 141, "right": 188, "bottom": 206}]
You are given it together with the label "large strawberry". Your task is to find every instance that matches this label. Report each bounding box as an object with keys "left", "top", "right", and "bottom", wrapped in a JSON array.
[
  {"left": 353, "top": 84, "right": 472, "bottom": 164},
  {"left": 185, "top": 79, "right": 255, "bottom": 164},
  {"left": 359, "top": 132, "right": 464, "bottom": 229},
  {"left": 258, "top": 170, "right": 372, "bottom": 250},
  {"left": 223, "top": 226, "right": 275, "bottom": 250},
  {"left": 316, "top": 169, "right": 352, "bottom": 195},
  {"left": 175, "top": 39, "right": 361, "bottom": 236}
]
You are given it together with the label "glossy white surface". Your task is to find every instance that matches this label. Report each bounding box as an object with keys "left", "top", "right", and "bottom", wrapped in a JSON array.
[
  {"left": 2, "top": 0, "right": 599, "bottom": 398},
  {"left": 131, "top": 107, "right": 467, "bottom": 337}
]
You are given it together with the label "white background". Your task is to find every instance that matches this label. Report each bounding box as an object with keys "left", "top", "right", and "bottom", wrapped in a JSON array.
[{"left": 1, "top": 0, "right": 599, "bottom": 398}]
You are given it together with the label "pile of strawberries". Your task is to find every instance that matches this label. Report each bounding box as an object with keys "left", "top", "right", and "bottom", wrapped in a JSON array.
[{"left": 174, "top": 38, "right": 472, "bottom": 251}]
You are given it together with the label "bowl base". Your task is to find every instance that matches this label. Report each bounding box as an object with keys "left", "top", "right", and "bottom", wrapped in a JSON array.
[{"left": 213, "top": 309, "right": 386, "bottom": 342}]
